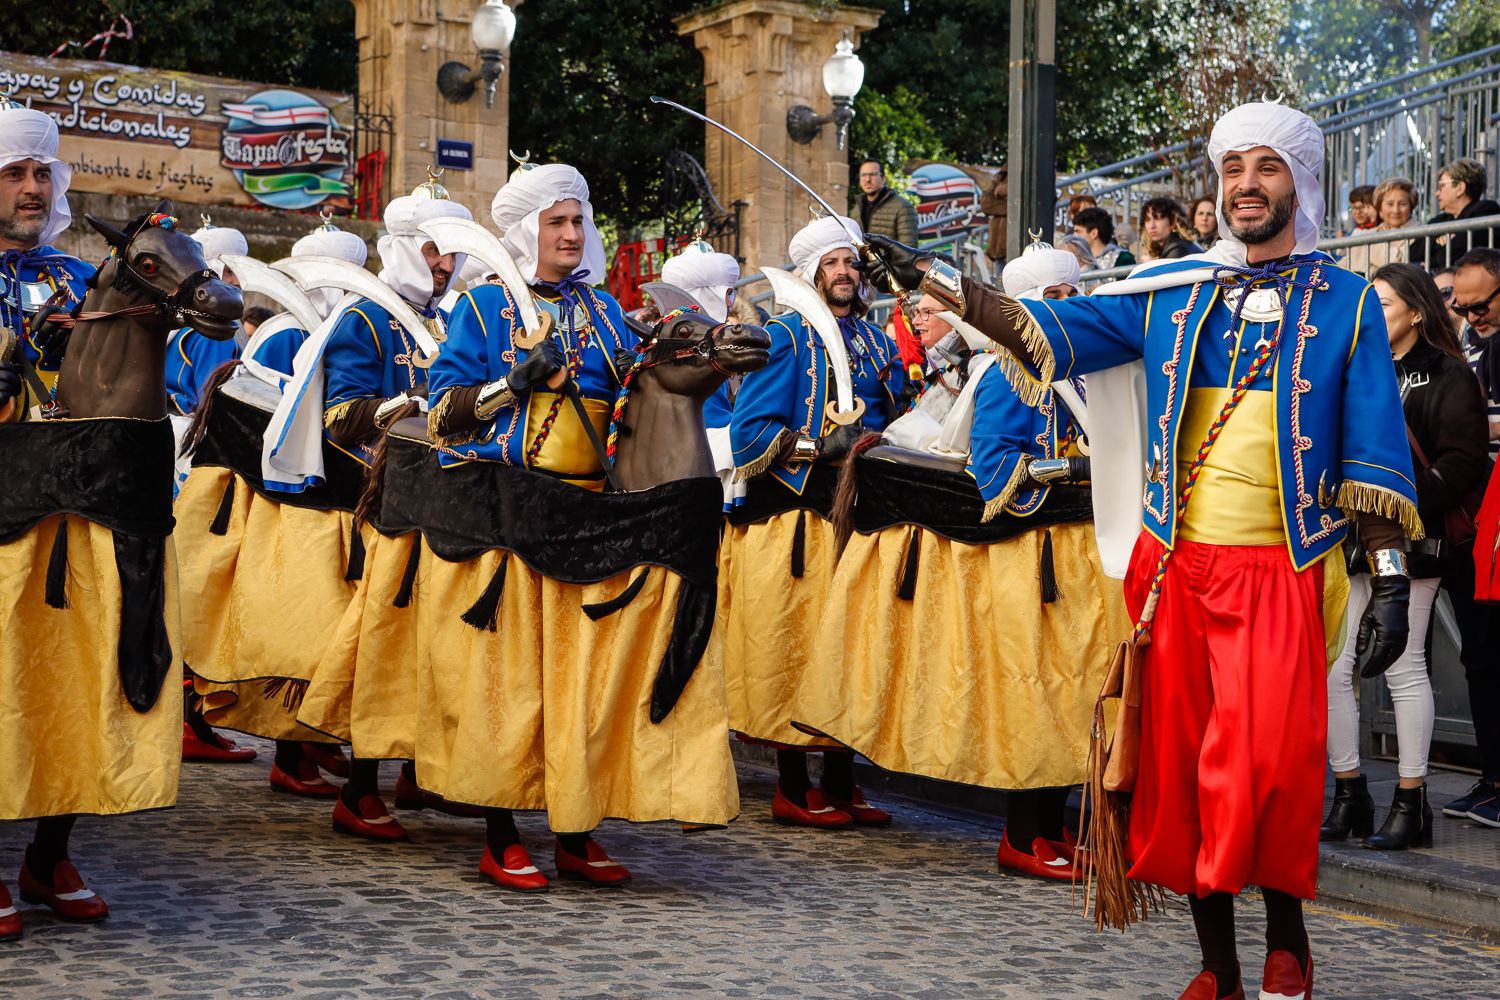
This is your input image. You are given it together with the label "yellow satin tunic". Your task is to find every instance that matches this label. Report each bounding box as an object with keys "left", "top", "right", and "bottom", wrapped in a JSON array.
[{"left": 524, "top": 392, "right": 612, "bottom": 491}]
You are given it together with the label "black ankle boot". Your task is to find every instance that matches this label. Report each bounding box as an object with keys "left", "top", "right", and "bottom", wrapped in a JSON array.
[
  {"left": 1364, "top": 784, "right": 1433, "bottom": 850},
  {"left": 1319, "top": 775, "right": 1374, "bottom": 841}
]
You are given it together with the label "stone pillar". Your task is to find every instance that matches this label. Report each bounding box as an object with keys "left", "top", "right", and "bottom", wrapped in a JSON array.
[
  {"left": 677, "top": 0, "right": 882, "bottom": 274},
  {"left": 352, "top": 0, "right": 516, "bottom": 221}
]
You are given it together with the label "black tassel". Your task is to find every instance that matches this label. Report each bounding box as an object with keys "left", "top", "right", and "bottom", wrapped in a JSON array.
[
  {"left": 460, "top": 553, "right": 510, "bottom": 631},
  {"left": 344, "top": 523, "right": 366, "bottom": 582},
  {"left": 44, "top": 516, "right": 69, "bottom": 609},
  {"left": 896, "top": 527, "right": 921, "bottom": 601},
  {"left": 208, "top": 476, "right": 235, "bottom": 535},
  {"left": 1040, "top": 528, "right": 1059, "bottom": 604},
  {"left": 393, "top": 537, "right": 421, "bottom": 608},
  {"left": 790, "top": 510, "right": 806, "bottom": 579},
  {"left": 583, "top": 568, "right": 649, "bottom": 621}
]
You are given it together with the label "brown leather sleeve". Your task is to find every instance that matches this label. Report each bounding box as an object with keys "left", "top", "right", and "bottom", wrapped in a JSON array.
[
  {"left": 430, "top": 385, "right": 485, "bottom": 437},
  {"left": 324, "top": 397, "right": 385, "bottom": 451},
  {"left": 1357, "top": 512, "right": 1408, "bottom": 553},
  {"left": 959, "top": 276, "right": 1039, "bottom": 364}
]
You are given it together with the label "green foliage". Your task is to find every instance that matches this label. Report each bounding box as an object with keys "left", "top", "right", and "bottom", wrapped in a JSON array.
[
  {"left": 4, "top": 0, "right": 356, "bottom": 93},
  {"left": 848, "top": 85, "right": 950, "bottom": 169}
]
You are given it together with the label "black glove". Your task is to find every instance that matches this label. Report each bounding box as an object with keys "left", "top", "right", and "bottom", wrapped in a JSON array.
[
  {"left": 860, "top": 233, "right": 935, "bottom": 295},
  {"left": 1357, "top": 574, "right": 1411, "bottom": 678},
  {"left": 29, "top": 303, "right": 71, "bottom": 359},
  {"left": 0, "top": 362, "right": 21, "bottom": 408},
  {"left": 508, "top": 337, "right": 566, "bottom": 395},
  {"left": 816, "top": 423, "right": 864, "bottom": 464}
]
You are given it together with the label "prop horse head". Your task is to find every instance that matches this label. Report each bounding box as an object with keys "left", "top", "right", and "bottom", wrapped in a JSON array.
[
  {"left": 54, "top": 200, "right": 242, "bottom": 419},
  {"left": 607, "top": 307, "right": 770, "bottom": 492}
]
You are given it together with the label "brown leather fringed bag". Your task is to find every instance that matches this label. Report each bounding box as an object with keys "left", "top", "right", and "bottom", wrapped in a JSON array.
[{"left": 1076, "top": 303, "right": 1286, "bottom": 933}]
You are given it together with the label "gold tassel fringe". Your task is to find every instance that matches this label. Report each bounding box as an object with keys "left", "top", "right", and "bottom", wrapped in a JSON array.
[
  {"left": 1336, "top": 480, "right": 1425, "bottom": 541},
  {"left": 426, "top": 389, "right": 483, "bottom": 446},
  {"left": 322, "top": 398, "right": 360, "bottom": 429},
  {"left": 980, "top": 460, "right": 1032, "bottom": 523},
  {"left": 733, "top": 428, "right": 790, "bottom": 483},
  {"left": 992, "top": 298, "right": 1056, "bottom": 407}
]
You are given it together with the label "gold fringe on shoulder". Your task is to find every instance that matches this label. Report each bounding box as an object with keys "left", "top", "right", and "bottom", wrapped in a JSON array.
[
  {"left": 1337, "top": 480, "right": 1425, "bottom": 541},
  {"left": 992, "top": 297, "right": 1056, "bottom": 407},
  {"left": 426, "top": 389, "right": 483, "bottom": 446},
  {"left": 734, "top": 428, "right": 791, "bottom": 483},
  {"left": 980, "top": 460, "right": 1032, "bottom": 523}
]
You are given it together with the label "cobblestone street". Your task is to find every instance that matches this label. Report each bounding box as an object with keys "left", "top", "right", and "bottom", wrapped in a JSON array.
[{"left": 2, "top": 744, "right": 1495, "bottom": 999}]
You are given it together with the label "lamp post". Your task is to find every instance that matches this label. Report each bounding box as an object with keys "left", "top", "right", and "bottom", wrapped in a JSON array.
[
  {"left": 786, "top": 34, "right": 865, "bottom": 151},
  {"left": 437, "top": 0, "right": 517, "bottom": 110}
]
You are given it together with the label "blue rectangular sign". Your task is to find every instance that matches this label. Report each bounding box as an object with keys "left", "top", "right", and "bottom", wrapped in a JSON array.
[{"left": 436, "top": 139, "right": 474, "bottom": 171}]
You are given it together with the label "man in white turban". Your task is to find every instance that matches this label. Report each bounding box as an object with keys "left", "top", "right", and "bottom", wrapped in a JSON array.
[
  {"left": 1000, "top": 243, "right": 1081, "bottom": 300},
  {"left": 0, "top": 98, "right": 94, "bottom": 420},
  {"left": 720, "top": 214, "right": 906, "bottom": 834},
  {"left": 865, "top": 101, "right": 1417, "bottom": 1000}
]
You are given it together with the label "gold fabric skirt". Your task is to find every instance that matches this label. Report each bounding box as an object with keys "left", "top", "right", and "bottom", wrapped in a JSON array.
[
  {"left": 719, "top": 510, "right": 840, "bottom": 749},
  {"left": 794, "top": 522, "right": 1131, "bottom": 789},
  {"left": 0, "top": 515, "right": 182, "bottom": 819},
  {"left": 300, "top": 531, "right": 738, "bottom": 831},
  {"left": 175, "top": 467, "right": 361, "bottom": 741}
]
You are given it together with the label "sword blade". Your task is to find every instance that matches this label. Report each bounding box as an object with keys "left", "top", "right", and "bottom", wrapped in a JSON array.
[{"left": 650, "top": 96, "right": 863, "bottom": 247}]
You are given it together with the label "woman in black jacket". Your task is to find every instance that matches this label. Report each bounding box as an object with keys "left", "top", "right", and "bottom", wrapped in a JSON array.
[
  {"left": 1138, "top": 196, "right": 1203, "bottom": 261},
  {"left": 1323, "top": 263, "right": 1490, "bottom": 849}
]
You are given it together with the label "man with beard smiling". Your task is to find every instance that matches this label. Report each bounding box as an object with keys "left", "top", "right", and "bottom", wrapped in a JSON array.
[
  {"left": 0, "top": 97, "right": 94, "bottom": 423},
  {"left": 724, "top": 215, "right": 904, "bottom": 831},
  {"left": 862, "top": 102, "right": 1418, "bottom": 1000}
]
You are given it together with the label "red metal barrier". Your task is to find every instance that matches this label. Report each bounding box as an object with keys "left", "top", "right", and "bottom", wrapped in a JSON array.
[{"left": 608, "top": 235, "right": 691, "bottom": 310}]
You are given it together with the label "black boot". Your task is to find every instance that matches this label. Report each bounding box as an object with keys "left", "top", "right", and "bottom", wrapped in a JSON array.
[
  {"left": 1319, "top": 775, "right": 1374, "bottom": 841},
  {"left": 1364, "top": 784, "right": 1433, "bottom": 850}
]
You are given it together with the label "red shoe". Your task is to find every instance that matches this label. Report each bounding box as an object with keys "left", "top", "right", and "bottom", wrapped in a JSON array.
[
  {"left": 1048, "top": 826, "right": 1078, "bottom": 862},
  {"left": 18, "top": 859, "right": 108, "bottom": 922},
  {"left": 480, "top": 843, "right": 549, "bottom": 892},
  {"left": 825, "top": 787, "right": 893, "bottom": 827},
  {"left": 269, "top": 761, "right": 339, "bottom": 798},
  {"left": 332, "top": 794, "right": 409, "bottom": 841},
  {"left": 0, "top": 882, "right": 20, "bottom": 941},
  {"left": 771, "top": 786, "right": 854, "bottom": 829},
  {"left": 393, "top": 770, "right": 487, "bottom": 818},
  {"left": 1178, "top": 970, "right": 1245, "bottom": 1000},
  {"left": 995, "top": 830, "right": 1077, "bottom": 881},
  {"left": 1259, "top": 949, "right": 1313, "bottom": 1000},
  {"left": 182, "top": 723, "right": 258, "bottom": 763},
  {"left": 554, "top": 838, "right": 632, "bottom": 885},
  {"left": 301, "top": 742, "right": 351, "bottom": 778}
]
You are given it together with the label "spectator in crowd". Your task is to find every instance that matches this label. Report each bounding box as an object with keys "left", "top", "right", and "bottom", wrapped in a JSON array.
[
  {"left": 1072, "top": 206, "right": 1135, "bottom": 270},
  {"left": 1322, "top": 263, "right": 1490, "bottom": 850},
  {"left": 851, "top": 158, "right": 919, "bottom": 245},
  {"left": 1415, "top": 158, "right": 1500, "bottom": 269},
  {"left": 1433, "top": 266, "right": 1465, "bottom": 336},
  {"left": 1067, "top": 192, "right": 1097, "bottom": 225},
  {"left": 1057, "top": 233, "right": 1097, "bottom": 272},
  {"left": 981, "top": 164, "right": 1007, "bottom": 264},
  {"left": 1189, "top": 194, "right": 1218, "bottom": 248},
  {"left": 1345, "top": 176, "right": 1417, "bottom": 277},
  {"left": 1437, "top": 248, "right": 1500, "bottom": 829},
  {"left": 1136, "top": 196, "right": 1202, "bottom": 261},
  {"left": 1349, "top": 185, "right": 1379, "bottom": 231}
]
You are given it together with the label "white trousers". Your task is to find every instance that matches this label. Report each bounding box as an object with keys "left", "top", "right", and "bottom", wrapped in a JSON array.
[{"left": 1327, "top": 574, "right": 1440, "bottom": 779}]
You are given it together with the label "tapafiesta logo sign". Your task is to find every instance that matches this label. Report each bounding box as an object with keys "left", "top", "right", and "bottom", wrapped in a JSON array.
[{"left": 219, "top": 90, "right": 352, "bottom": 209}]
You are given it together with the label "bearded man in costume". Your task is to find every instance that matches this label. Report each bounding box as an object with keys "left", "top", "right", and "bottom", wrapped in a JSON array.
[
  {"left": 865, "top": 102, "right": 1418, "bottom": 1000},
  {"left": 723, "top": 215, "right": 904, "bottom": 829}
]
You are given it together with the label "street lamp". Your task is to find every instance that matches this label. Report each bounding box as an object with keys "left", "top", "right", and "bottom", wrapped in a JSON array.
[
  {"left": 437, "top": 0, "right": 517, "bottom": 110},
  {"left": 786, "top": 33, "right": 865, "bottom": 151}
]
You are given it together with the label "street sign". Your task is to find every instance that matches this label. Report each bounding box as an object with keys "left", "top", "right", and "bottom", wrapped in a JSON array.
[{"left": 436, "top": 139, "right": 474, "bottom": 171}]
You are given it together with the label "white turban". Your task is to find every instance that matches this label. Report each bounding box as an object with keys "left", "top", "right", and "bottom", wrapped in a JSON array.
[
  {"left": 661, "top": 243, "right": 740, "bottom": 323},
  {"left": 1002, "top": 246, "right": 1081, "bottom": 300},
  {"left": 191, "top": 224, "right": 250, "bottom": 279},
  {"left": 490, "top": 164, "right": 606, "bottom": 285},
  {"left": 293, "top": 225, "right": 368, "bottom": 268},
  {"left": 377, "top": 194, "right": 471, "bottom": 308},
  {"left": 0, "top": 105, "right": 73, "bottom": 246},
  {"left": 789, "top": 215, "right": 862, "bottom": 284},
  {"left": 1207, "top": 102, "right": 1326, "bottom": 263}
]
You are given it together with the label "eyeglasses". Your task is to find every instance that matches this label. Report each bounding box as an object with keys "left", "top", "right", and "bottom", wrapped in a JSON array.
[
  {"left": 911, "top": 307, "right": 943, "bottom": 320},
  {"left": 1451, "top": 283, "right": 1500, "bottom": 318},
  {"left": 859, "top": 171, "right": 882, "bottom": 178}
]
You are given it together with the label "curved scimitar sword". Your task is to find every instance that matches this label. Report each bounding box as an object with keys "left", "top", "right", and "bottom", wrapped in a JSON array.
[
  {"left": 270, "top": 255, "right": 441, "bottom": 365},
  {"left": 639, "top": 281, "right": 709, "bottom": 316},
  {"left": 760, "top": 266, "right": 864, "bottom": 426},
  {"left": 221, "top": 254, "right": 323, "bottom": 335},
  {"left": 417, "top": 217, "right": 552, "bottom": 349}
]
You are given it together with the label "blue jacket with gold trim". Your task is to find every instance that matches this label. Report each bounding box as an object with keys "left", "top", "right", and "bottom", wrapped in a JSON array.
[
  {"left": 1009, "top": 252, "right": 1419, "bottom": 569},
  {"left": 2, "top": 246, "right": 93, "bottom": 390},
  {"left": 730, "top": 310, "right": 905, "bottom": 494},
  {"left": 967, "top": 362, "right": 1072, "bottom": 521},
  {"left": 428, "top": 281, "right": 630, "bottom": 468},
  {"left": 323, "top": 297, "right": 440, "bottom": 414}
]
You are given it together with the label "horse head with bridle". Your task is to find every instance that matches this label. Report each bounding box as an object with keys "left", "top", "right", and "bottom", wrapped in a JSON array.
[
  {"left": 50, "top": 200, "right": 241, "bottom": 419},
  {"left": 607, "top": 306, "right": 770, "bottom": 491}
]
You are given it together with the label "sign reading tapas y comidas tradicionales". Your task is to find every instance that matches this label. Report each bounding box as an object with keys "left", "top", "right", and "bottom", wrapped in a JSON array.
[{"left": 0, "top": 51, "right": 354, "bottom": 212}]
